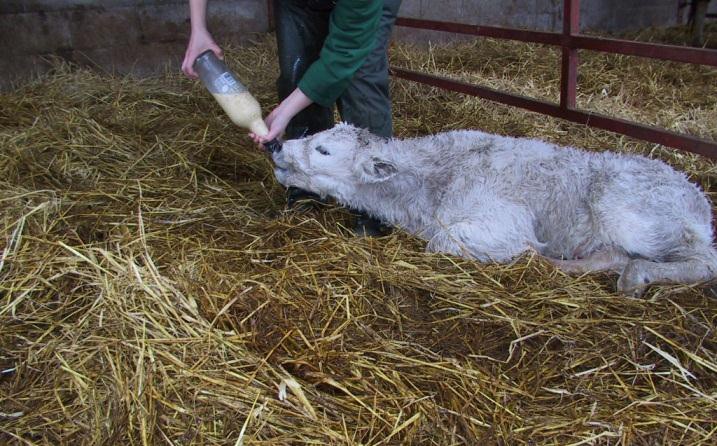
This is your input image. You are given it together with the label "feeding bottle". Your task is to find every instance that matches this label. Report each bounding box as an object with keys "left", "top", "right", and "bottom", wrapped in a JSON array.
[{"left": 193, "top": 50, "right": 281, "bottom": 153}]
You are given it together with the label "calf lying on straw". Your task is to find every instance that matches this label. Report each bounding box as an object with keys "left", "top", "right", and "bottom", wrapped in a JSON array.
[{"left": 272, "top": 123, "right": 717, "bottom": 296}]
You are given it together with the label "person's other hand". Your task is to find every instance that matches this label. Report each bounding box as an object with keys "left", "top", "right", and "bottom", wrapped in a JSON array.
[
  {"left": 250, "top": 88, "right": 313, "bottom": 148},
  {"left": 182, "top": 29, "right": 223, "bottom": 78},
  {"left": 250, "top": 107, "right": 290, "bottom": 147}
]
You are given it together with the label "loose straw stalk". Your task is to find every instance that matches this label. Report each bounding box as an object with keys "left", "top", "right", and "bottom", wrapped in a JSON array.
[{"left": 1, "top": 24, "right": 716, "bottom": 445}]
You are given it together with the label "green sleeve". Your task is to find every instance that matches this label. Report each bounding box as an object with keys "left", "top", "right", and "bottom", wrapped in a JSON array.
[{"left": 298, "top": 0, "right": 382, "bottom": 108}]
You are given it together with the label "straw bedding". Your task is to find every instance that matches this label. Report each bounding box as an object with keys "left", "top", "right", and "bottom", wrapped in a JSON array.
[{"left": 1, "top": 24, "right": 716, "bottom": 445}]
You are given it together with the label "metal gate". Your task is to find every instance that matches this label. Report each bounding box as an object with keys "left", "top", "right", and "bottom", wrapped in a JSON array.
[{"left": 391, "top": 0, "right": 717, "bottom": 159}]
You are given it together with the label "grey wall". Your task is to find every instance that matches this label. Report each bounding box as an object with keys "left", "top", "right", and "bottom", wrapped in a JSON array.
[
  {"left": 0, "top": 0, "right": 708, "bottom": 90},
  {"left": 0, "top": 0, "right": 268, "bottom": 89},
  {"left": 394, "top": 0, "right": 681, "bottom": 42}
]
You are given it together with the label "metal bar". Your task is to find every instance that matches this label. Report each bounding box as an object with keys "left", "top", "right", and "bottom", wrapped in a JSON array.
[
  {"left": 564, "top": 0, "right": 580, "bottom": 35},
  {"left": 395, "top": 17, "right": 562, "bottom": 45},
  {"left": 390, "top": 67, "right": 717, "bottom": 159},
  {"left": 560, "top": 0, "right": 580, "bottom": 109},
  {"left": 394, "top": 17, "right": 717, "bottom": 66},
  {"left": 570, "top": 34, "right": 717, "bottom": 66}
]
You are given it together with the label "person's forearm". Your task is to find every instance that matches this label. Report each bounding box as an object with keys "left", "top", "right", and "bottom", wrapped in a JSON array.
[
  {"left": 251, "top": 88, "right": 314, "bottom": 144},
  {"left": 182, "top": 0, "right": 222, "bottom": 77},
  {"left": 278, "top": 88, "right": 314, "bottom": 120},
  {"left": 189, "top": 0, "right": 209, "bottom": 32}
]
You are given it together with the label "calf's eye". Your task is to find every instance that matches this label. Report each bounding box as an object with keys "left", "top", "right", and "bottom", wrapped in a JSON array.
[{"left": 314, "top": 145, "right": 330, "bottom": 156}]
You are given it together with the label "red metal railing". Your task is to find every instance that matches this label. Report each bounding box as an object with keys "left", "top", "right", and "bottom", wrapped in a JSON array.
[{"left": 391, "top": 0, "right": 717, "bottom": 159}]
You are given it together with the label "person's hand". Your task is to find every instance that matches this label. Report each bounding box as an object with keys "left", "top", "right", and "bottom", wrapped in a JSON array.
[
  {"left": 250, "top": 88, "right": 314, "bottom": 147},
  {"left": 182, "top": 29, "right": 223, "bottom": 78},
  {"left": 250, "top": 107, "right": 291, "bottom": 146}
]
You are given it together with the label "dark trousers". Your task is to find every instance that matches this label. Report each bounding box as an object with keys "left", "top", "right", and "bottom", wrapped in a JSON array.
[{"left": 273, "top": 0, "right": 402, "bottom": 140}]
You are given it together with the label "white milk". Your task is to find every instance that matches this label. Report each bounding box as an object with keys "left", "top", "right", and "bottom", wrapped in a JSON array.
[{"left": 212, "top": 92, "right": 269, "bottom": 136}]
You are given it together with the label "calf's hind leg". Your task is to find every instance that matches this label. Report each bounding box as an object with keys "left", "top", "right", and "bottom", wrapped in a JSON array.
[
  {"left": 617, "top": 257, "right": 717, "bottom": 297},
  {"left": 549, "top": 248, "right": 630, "bottom": 275}
]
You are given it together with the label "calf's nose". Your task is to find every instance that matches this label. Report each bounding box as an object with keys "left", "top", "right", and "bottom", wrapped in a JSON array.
[{"left": 263, "top": 138, "right": 282, "bottom": 153}]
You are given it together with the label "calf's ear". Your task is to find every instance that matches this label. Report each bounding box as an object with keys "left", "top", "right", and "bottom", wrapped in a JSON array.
[{"left": 358, "top": 156, "right": 398, "bottom": 183}]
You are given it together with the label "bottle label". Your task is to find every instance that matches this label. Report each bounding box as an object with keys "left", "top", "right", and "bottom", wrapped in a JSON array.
[{"left": 216, "top": 72, "right": 239, "bottom": 93}]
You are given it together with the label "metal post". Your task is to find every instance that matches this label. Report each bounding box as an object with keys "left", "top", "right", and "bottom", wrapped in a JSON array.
[
  {"left": 560, "top": 0, "right": 580, "bottom": 109},
  {"left": 267, "top": 0, "right": 275, "bottom": 31}
]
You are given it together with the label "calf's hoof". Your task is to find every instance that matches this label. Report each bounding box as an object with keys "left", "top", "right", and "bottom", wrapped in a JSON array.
[
  {"left": 352, "top": 213, "right": 391, "bottom": 237},
  {"left": 286, "top": 187, "right": 327, "bottom": 212},
  {"left": 617, "top": 259, "right": 651, "bottom": 298}
]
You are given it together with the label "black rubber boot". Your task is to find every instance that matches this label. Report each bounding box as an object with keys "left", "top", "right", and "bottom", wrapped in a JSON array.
[
  {"left": 286, "top": 186, "right": 326, "bottom": 211},
  {"left": 353, "top": 211, "right": 391, "bottom": 237}
]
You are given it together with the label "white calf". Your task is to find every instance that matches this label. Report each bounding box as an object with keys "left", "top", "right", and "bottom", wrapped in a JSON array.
[{"left": 272, "top": 123, "right": 717, "bottom": 296}]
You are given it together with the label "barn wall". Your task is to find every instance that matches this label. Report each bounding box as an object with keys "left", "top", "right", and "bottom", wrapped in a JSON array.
[
  {"left": 0, "top": 0, "right": 705, "bottom": 90},
  {"left": 394, "top": 0, "right": 681, "bottom": 42},
  {"left": 0, "top": 0, "right": 267, "bottom": 90}
]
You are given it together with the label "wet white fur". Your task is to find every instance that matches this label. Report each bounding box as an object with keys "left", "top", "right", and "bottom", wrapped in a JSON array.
[{"left": 273, "top": 123, "right": 717, "bottom": 296}]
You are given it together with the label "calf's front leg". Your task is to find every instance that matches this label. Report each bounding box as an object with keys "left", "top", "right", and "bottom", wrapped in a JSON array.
[{"left": 426, "top": 199, "right": 539, "bottom": 263}]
